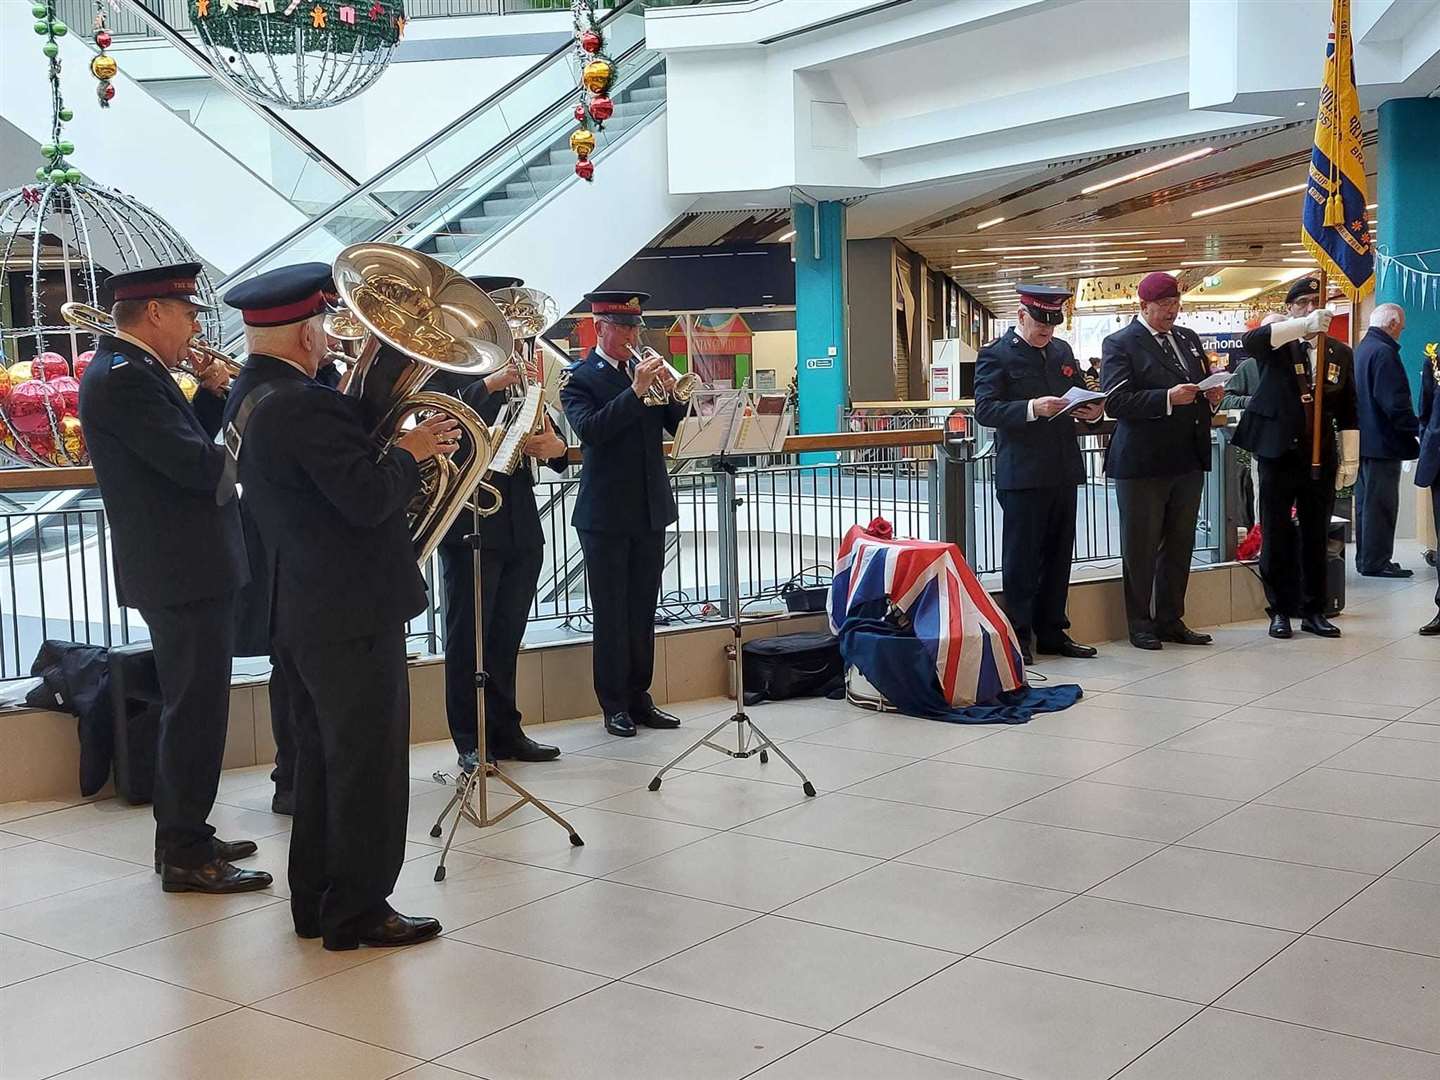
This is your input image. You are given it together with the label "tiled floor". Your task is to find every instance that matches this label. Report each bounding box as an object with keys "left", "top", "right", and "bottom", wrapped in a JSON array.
[{"left": 4, "top": 559, "right": 1440, "bottom": 1078}]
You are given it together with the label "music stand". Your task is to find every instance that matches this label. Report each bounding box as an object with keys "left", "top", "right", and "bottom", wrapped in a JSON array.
[
  {"left": 426, "top": 428, "right": 583, "bottom": 882},
  {"left": 648, "top": 389, "right": 815, "bottom": 797}
]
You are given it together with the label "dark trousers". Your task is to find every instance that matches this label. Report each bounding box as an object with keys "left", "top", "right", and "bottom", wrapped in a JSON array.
[
  {"left": 1431, "top": 486, "right": 1440, "bottom": 608},
  {"left": 438, "top": 540, "right": 541, "bottom": 755},
  {"left": 997, "top": 485, "right": 1076, "bottom": 643},
  {"left": 281, "top": 627, "right": 411, "bottom": 937},
  {"left": 1354, "top": 457, "right": 1402, "bottom": 572},
  {"left": 1257, "top": 450, "right": 1336, "bottom": 616},
  {"left": 1115, "top": 471, "right": 1205, "bottom": 633},
  {"left": 138, "top": 590, "right": 238, "bottom": 868},
  {"left": 268, "top": 654, "right": 296, "bottom": 796},
  {"left": 579, "top": 528, "right": 664, "bottom": 716}
]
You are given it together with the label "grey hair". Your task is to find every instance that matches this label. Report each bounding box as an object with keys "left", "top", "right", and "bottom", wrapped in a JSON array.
[{"left": 1369, "top": 303, "right": 1404, "bottom": 330}]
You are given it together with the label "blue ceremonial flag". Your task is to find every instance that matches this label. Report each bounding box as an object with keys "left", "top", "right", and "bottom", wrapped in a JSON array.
[{"left": 1302, "top": 0, "right": 1373, "bottom": 301}]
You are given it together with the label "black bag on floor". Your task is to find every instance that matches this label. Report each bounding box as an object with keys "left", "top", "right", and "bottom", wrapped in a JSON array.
[
  {"left": 741, "top": 632, "right": 844, "bottom": 705},
  {"left": 27, "top": 640, "right": 115, "bottom": 797},
  {"left": 107, "top": 643, "right": 163, "bottom": 805}
]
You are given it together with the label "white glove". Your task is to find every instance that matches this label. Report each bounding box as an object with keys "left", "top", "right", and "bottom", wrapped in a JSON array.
[
  {"left": 1269, "top": 309, "right": 1333, "bottom": 347},
  {"left": 1337, "top": 429, "right": 1359, "bottom": 490},
  {"left": 1305, "top": 308, "right": 1334, "bottom": 337}
]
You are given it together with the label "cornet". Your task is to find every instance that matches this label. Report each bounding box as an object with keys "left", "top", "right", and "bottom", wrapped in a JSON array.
[
  {"left": 60, "top": 301, "right": 243, "bottom": 379},
  {"left": 626, "top": 344, "right": 697, "bottom": 407}
]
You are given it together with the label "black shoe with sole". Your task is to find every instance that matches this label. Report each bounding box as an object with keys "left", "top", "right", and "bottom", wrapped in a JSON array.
[
  {"left": 154, "top": 837, "right": 258, "bottom": 874},
  {"left": 604, "top": 711, "right": 637, "bottom": 737},
  {"left": 272, "top": 789, "right": 295, "bottom": 816},
  {"left": 1129, "top": 631, "right": 1163, "bottom": 651},
  {"left": 1035, "top": 634, "right": 1098, "bottom": 659},
  {"left": 1360, "top": 564, "right": 1413, "bottom": 579},
  {"left": 634, "top": 705, "right": 681, "bottom": 729},
  {"left": 1420, "top": 615, "right": 1440, "bottom": 637},
  {"left": 1300, "top": 614, "right": 1342, "bottom": 638},
  {"left": 1268, "top": 613, "right": 1293, "bottom": 639},
  {"left": 1157, "top": 623, "right": 1213, "bottom": 646},
  {"left": 160, "top": 858, "right": 272, "bottom": 894},
  {"left": 492, "top": 736, "right": 561, "bottom": 762},
  {"left": 324, "top": 912, "right": 442, "bottom": 952}
]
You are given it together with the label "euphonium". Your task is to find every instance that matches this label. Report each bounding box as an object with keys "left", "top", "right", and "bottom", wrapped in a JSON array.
[
  {"left": 626, "top": 343, "right": 697, "bottom": 407},
  {"left": 60, "top": 301, "right": 244, "bottom": 379},
  {"left": 332, "top": 243, "right": 515, "bottom": 562}
]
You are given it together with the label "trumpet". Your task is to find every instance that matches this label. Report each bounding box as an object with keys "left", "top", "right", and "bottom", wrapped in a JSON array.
[
  {"left": 60, "top": 301, "right": 243, "bottom": 380},
  {"left": 626, "top": 344, "right": 697, "bottom": 407}
]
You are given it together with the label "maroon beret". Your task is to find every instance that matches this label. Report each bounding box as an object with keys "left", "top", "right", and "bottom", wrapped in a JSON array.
[{"left": 1137, "top": 272, "right": 1180, "bottom": 302}]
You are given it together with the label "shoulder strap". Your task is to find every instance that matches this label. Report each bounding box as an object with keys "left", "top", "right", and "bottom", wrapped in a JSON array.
[{"left": 216, "top": 379, "right": 305, "bottom": 506}]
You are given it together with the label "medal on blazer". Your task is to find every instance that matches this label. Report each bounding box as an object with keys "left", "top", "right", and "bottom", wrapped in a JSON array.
[{"left": 1295, "top": 359, "right": 1313, "bottom": 404}]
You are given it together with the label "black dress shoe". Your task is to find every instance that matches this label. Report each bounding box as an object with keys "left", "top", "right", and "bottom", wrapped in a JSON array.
[
  {"left": 324, "top": 912, "right": 442, "bottom": 952},
  {"left": 1300, "top": 614, "right": 1342, "bottom": 638},
  {"left": 1129, "top": 631, "right": 1163, "bottom": 651},
  {"left": 634, "top": 705, "right": 680, "bottom": 729},
  {"left": 604, "top": 711, "right": 637, "bottom": 737},
  {"left": 492, "top": 736, "right": 560, "bottom": 762},
  {"left": 160, "top": 858, "right": 272, "bottom": 894},
  {"left": 1419, "top": 615, "right": 1440, "bottom": 636},
  {"left": 1268, "top": 613, "right": 1293, "bottom": 639},
  {"left": 1157, "top": 623, "right": 1212, "bottom": 646},
  {"left": 1361, "top": 564, "right": 1413, "bottom": 579},
  {"left": 154, "top": 837, "right": 258, "bottom": 874},
  {"left": 1035, "top": 634, "right": 1098, "bottom": 659},
  {"left": 272, "top": 790, "right": 295, "bottom": 816}
]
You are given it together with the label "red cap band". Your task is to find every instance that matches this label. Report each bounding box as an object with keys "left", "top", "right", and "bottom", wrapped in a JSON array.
[
  {"left": 592, "top": 301, "right": 641, "bottom": 314},
  {"left": 241, "top": 292, "right": 331, "bottom": 327},
  {"left": 1019, "top": 294, "right": 1064, "bottom": 311},
  {"left": 113, "top": 277, "right": 197, "bottom": 302}
]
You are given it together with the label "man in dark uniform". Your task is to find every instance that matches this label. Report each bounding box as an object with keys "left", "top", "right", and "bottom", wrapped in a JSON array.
[
  {"left": 433, "top": 274, "right": 565, "bottom": 771},
  {"left": 974, "top": 284, "right": 1102, "bottom": 664},
  {"left": 77, "top": 264, "right": 270, "bottom": 894},
  {"left": 1414, "top": 345, "right": 1440, "bottom": 635},
  {"left": 1237, "top": 278, "right": 1358, "bottom": 639},
  {"left": 1353, "top": 303, "right": 1417, "bottom": 578},
  {"left": 223, "top": 263, "right": 454, "bottom": 951},
  {"left": 560, "top": 291, "right": 684, "bottom": 738},
  {"left": 1102, "top": 272, "right": 1225, "bottom": 650}
]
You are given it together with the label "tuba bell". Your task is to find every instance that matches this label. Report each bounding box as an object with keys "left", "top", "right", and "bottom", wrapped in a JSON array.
[{"left": 331, "top": 243, "right": 514, "bottom": 562}]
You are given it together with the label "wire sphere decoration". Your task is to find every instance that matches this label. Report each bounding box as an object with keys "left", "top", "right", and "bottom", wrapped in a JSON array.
[
  {"left": 0, "top": 181, "right": 221, "bottom": 468},
  {"left": 188, "top": 0, "right": 406, "bottom": 111}
]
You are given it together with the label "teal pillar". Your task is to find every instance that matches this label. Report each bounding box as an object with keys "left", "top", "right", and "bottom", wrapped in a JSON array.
[
  {"left": 1377, "top": 98, "right": 1440, "bottom": 403},
  {"left": 794, "top": 200, "right": 847, "bottom": 463}
]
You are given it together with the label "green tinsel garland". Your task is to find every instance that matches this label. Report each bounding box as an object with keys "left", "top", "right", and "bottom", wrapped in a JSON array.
[{"left": 189, "top": 0, "right": 404, "bottom": 54}]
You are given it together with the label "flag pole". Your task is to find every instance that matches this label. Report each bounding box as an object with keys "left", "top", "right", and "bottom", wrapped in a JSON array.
[{"left": 1309, "top": 267, "right": 1329, "bottom": 479}]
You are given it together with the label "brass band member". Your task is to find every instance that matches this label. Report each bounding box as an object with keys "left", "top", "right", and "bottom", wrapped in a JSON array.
[
  {"left": 77, "top": 264, "right": 270, "bottom": 894},
  {"left": 560, "top": 292, "right": 683, "bottom": 737},
  {"left": 223, "top": 263, "right": 453, "bottom": 950}
]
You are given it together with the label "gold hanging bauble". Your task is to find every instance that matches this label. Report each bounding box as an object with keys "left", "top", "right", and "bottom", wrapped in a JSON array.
[
  {"left": 582, "top": 59, "right": 612, "bottom": 93},
  {"left": 569, "top": 128, "right": 596, "bottom": 157},
  {"left": 90, "top": 54, "right": 118, "bottom": 80}
]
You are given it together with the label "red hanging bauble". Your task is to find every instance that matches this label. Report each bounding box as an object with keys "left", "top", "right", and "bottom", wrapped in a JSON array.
[
  {"left": 580, "top": 29, "right": 601, "bottom": 53},
  {"left": 95, "top": 29, "right": 112, "bottom": 48},
  {"left": 574, "top": 103, "right": 586, "bottom": 123},
  {"left": 575, "top": 158, "right": 595, "bottom": 181},
  {"left": 589, "top": 94, "right": 613, "bottom": 122}
]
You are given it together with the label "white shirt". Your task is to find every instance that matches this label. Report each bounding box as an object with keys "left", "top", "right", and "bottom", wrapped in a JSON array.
[
  {"left": 596, "top": 342, "right": 626, "bottom": 371},
  {"left": 1137, "top": 312, "right": 1179, "bottom": 416}
]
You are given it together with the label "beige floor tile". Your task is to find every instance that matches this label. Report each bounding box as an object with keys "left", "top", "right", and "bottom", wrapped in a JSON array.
[
  {"left": 0, "top": 932, "right": 81, "bottom": 988},
  {"left": 0, "top": 797, "right": 88, "bottom": 826},
  {"left": 1311, "top": 877, "right": 1440, "bottom": 957},
  {"left": 1, "top": 798, "right": 152, "bottom": 841},
  {"left": 385, "top": 848, "right": 585, "bottom": 935},
  {"left": 749, "top": 1035, "right": 1014, "bottom": 1080},
  {"left": 0, "top": 962, "right": 232, "bottom": 1080},
  {"left": 574, "top": 723, "right": 730, "bottom": 767},
  {"left": 256, "top": 937, "right": 605, "bottom": 1060},
  {"left": 1154, "top": 719, "right": 1364, "bottom": 767},
  {"left": 462, "top": 806, "right": 714, "bottom": 877},
  {"left": 701, "top": 740, "right": 915, "bottom": 790},
  {"left": 840, "top": 957, "right": 1198, "bottom": 1080},
  {"left": 454, "top": 879, "right": 753, "bottom": 977},
  {"left": 797, "top": 713, "right": 1001, "bottom": 757},
  {"left": 1091, "top": 847, "right": 1374, "bottom": 931},
  {"left": 1115, "top": 674, "right": 1259, "bottom": 706},
  {"left": 843, "top": 759, "right": 1067, "bottom": 814},
  {"left": 1377, "top": 719, "right": 1440, "bottom": 742},
  {"left": 480, "top": 755, "right": 659, "bottom": 805},
  {"left": 521, "top": 720, "right": 617, "bottom": 754},
  {"left": 48, "top": 802, "right": 290, "bottom": 867},
  {"left": 1324, "top": 735, "right": 1440, "bottom": 780},
  {"left": 1259, "top": 767, "right": 1440, "bottom": 826},
  {"left": 436, "top": 981, "right": 815, "bottom": 1080},
  {"left": 630, "top": 914, "right": 955, "bottom": 1029},
  {"left": 1283, "top": 655, "right": 1440, "bottom": 708},
  {"left": 592, "top": 772, "right": 811, "bottom": 829},
  {"left": 392, "top": 1066, "right": 476, "bottom": 1080},
  {"left": 1113, "top": 1007, "right": 1440, "bottom": 1080},
  {"left": 979, "top": 895, "right": 1295, "bottom": 1004},
  {"left": 0, "top": 841, "right": 146, "bottom": 909},
  {"left": 1084, "top": 748, "right": 1305, "bottom": 801},
  {"left": 1179, "top": 803, "right": 1438, "bottom": 874},
  {"left": 53, "top": 1006, "right": 419, "bottom": 1080},
  {"left": 1219, "top": 704, "right": 1390, "bottom": 736},
  {"left": 737, "top": 792, "right": 980, "bottom": 859},
  {"left": 937, "top": 730, "right": 1143, "bottom": 778},
  {"left": 606, "top": 831, "right": 875, "bottom": 911},
  {"left": 735, "top": 698, "right": 856, "bottom": 741},
  {"left": 1218, "top": 936, "right": 1440, "bottom": 1053},
  {"left": 0, "top": 830, "right": 33, "bottom": 851},
  {"left": 1390, "top": 834, "right": 1440, "bottom": 885},
  {"left": 1000, "top": 779, "right": 1241, "bottom": 842},
  {"left": 1081, "top": 693, "right": 1232, "bottom": 719},
  {"left": 1008, "top": 703, "right": 1210, "bottom": 747},
  {"left": 779, "top": 860, "right": 1069, "bottom": 953},
  {"left": 1247, "top": 690, "right": 1412, "bottom": 721},
  {"left": 901, "top": 816, "right": 1162, "bottom": 892},
  {"left": 106, "top": 902, "right": 386, "bottom": 1003},
  {"left": 405, "top": 784, "right": 582, "bottom": 848}
]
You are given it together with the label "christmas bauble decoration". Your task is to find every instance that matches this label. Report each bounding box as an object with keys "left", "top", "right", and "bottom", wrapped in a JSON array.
[
  {"left": 95, "top": 30, "right": 112, "bottom": 48},
  {"left": 575, "top": 158, "right": 595, "bottom": 181},
  {"left": 0, "top": 367, "right": 12, "bottom": 408},
  {"left": 31, "top": 352, "right": 69, "bottom": 381},
  {"left": 171, "top": 370, "right": 199, "bottom": 401},
  {"left": 569, "top": 128, "right": 596, "bottom": 156},
  {"left": 8, "top": 363, "right": 34, "bottom": 387},
  {"left": 43, "top": 42, "right": 59, "bottom": 58},
  {"left": 58, "top": 107, "right": 72, "bottom": 121},
  {"left": 90, "top": 54, "right": 117, "bottom": 80},
  {"left": 73, "top": 352, "right": 93, "bottom": 380},
  {"left": 589, "top": 94, "right": 613, "bottom": 122},
  {"left": 58, "top": 414, "right": 85, "bottom": 462},
  {"left": 574, "top": 103, "right": 586, "bottom": 123},
  {"left": 50, "top": 20, "right": 67, "bottom": 36},
  {"left": 580, "top": 29, "right": 601, "bottom": 53},
  {"left": 99, "top": 83, "right": 115, "bottom": 103},
  {"left": 31, "top": 4, "right": 48, "bottom": 17},
  {"left": 34, "top": 20, "right": 50, "bottom": 34},
  {"left": 582, "top": 59, "right": 612, "bottom": 94},
  {"left": 50, "top": 375, "right": 80, "bottom": 415},
  {"left": 10, "top": 380, "right": 60, "bottom": 435}
]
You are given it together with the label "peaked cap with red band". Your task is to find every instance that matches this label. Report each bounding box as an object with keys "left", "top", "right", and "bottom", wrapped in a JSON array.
[
  {"left": 105, "top": 262, "right": 213, "bottom": 310},
  {"left": 585, "top": 290, "right": 650, "bottom": 327},
  {"left": 223, "top": 262, "right": 337, "bottom": 327},
  {"left": 1015, "top": 282, "right": 1071, "bottom": 326}
]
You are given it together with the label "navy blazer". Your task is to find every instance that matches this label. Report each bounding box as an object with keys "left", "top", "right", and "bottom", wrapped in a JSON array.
[
  {"left": 1354, "top": 326, "right": 1419, "bottom": 461},
  {"left": 77, "top": 335, "right": 247, "bottom": 610},
  {"left": 973, "top": 328, "right": 1090, "bottom": 490},
  {"left": 229, "top": 357, "right": 427, "bottom": 646},
  {"left": 1416, "top": 359, "right": 1440, "bottom": 488},
  {"left": 560, "top": 348, "right": 685, "bottom": 534},
  {"left": 1234, "top": 324, "right": 1356, "bottom": 463},
  {"left": 1100, "top": 318, "right": 1213, "bottom": 479}
]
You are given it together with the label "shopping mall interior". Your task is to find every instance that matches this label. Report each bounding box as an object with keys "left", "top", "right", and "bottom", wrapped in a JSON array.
[{"left": 1, "top": 0, "right": 1439, "bottom": 1077}]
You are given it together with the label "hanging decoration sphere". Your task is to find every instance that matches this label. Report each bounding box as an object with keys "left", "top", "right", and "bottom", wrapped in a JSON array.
[
  {"left": 190, "top": 0, "right": 407, "bottom": 110},
  {"left": 34, "top": 20, "right": 50, "bottom": 34},
  {"left": 589, "top": 94, "right": 613, "bottom": 122},
  {"left": 31, "top": 4, "right": 48, "bottom": 16},
  {"left": 31, "top": 352, "right": 69, "bottom": 381},
  {"left": 42, "top": 42, "right": 59, "bottom": 58},
  {"left": 89, "top": 54, "right": 117, "bottom": 80},
  {"left": 59, "top": 415, "right": 85, "bottom": 461},
  {"left": 73, "top": 351, "right": 95, "bottom": 379},
  {"left": 11, "top": 381, "right": 62, "bottom": 436},
  {"left": 582, "top": 59, "right": 612, "bottom": 94},
  {"left": 574, "top": 103, "right": 586, "bottom": 123},
  {"left": 574, "top": 158, "right": 595, "bottom": 181},
  {"left": 580, "top": 29, "right": 602, "bottom": 53},
  {"left": 98, "top": 82, "right": 115, "bottom": 103},
  {"left": 95, "top": 29, "right": 112, "bottom": 49},
  {"left": 569, "top": 128, "right": 596, "bottom": 157},
  {"left": 50, "top": 20, "right": 67, "bottom": 36},
  {"left": 58, "top": 106, "right": 72, "bottom": 121}
]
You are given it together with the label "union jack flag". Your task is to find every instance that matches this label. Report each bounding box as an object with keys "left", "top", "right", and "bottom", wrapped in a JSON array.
[{"left": 828, "top": 522, "right": 1026, "bottom": 707}]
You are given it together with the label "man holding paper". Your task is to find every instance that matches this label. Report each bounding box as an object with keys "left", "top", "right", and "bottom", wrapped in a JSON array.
[
  {"left": 1102, "top": 273, "right": 1224, "bottom": 651},
  {"left": 975, "top": 283, "right": 1102, "bottom": 664}
]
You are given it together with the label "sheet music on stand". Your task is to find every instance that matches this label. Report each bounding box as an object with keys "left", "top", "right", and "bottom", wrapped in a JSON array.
[{"left": 671, "top": 388, "right": 793, "bottom": 460}]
